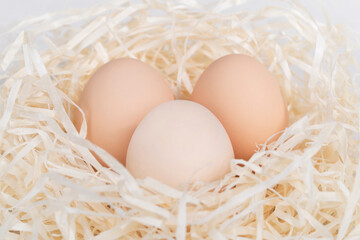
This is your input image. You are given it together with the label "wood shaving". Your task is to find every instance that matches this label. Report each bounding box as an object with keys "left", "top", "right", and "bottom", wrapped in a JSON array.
[{"left": 0, "top": 0, "right": 359, "bottom": 239}]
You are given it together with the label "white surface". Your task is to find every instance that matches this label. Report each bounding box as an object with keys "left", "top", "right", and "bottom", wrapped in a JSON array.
[{"left": 0, "top": 0, "right": 359, "bottom": 32}]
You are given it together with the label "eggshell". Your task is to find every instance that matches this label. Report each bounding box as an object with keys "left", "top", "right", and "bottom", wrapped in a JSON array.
[
  {"left": 191, "top": 54, "right": 288, "bottom": 160},
  {"left": 126, "top": 100, "right": 234, "bottom": 189},
  {"left": 73, "top": 58, "right": 174, "bottom": 166}
]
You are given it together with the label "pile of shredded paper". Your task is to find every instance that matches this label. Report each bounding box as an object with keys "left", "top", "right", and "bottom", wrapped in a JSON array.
[{"left": 1, "top": 0, "right": 360, "bottom": 239}]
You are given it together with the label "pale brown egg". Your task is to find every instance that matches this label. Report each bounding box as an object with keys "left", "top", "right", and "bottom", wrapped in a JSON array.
[
  {"left": 73, "top": 58, "right": 174, "bottom": 166},
  {"left": 126, "top": 100, "right": 234, "bottom": 189},
  {"left": 191, "top": 54, "right": 288, "bottom": 160}
]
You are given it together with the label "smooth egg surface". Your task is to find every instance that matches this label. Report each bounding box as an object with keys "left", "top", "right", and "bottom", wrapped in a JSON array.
[
  {"left": 73, "top": 58, "right": 174, "bottom": 166},
  {"left": 126, "top": 100, "right": 234, "bottom": 189},
  {"left": 191, "top": 54, "right": 288, "bottom": 160}
]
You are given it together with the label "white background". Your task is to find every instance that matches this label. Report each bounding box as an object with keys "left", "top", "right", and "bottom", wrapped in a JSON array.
[{"left": 0, "top": 0, "right": 359, "bottom": 33}]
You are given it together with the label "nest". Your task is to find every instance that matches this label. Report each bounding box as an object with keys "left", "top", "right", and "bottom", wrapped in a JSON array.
[{"left": 1, "top": 0, "right": 360, "bottom": 239}]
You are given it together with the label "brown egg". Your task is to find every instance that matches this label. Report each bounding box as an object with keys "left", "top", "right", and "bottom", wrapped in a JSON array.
[
  {"left": 126, "top": 100, "right": 234, "bottom": 189},
  {"left": 191, "top": 54, "right": 288, "bottom": 160},
  {"left": 73, "top": 58, "right": 174, "bottom": 166}
]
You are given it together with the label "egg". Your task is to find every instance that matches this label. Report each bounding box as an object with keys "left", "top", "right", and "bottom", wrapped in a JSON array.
[
  {"left": 126, "top": 100, "right": 234, "bottom": 189},
  {"left": 73, "top": 58, "right": 174, "bottom": 166},
  {"left": 191, "top": 54, "right": 288, "bottom": 160}
]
